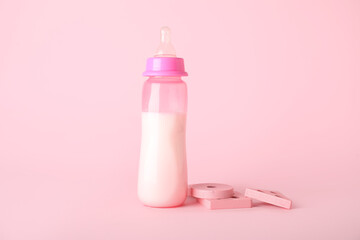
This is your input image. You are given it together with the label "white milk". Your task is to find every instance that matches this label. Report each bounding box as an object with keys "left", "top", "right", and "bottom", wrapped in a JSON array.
[{"left": 138, "top": 112, "right": 187, "bottom": 207}]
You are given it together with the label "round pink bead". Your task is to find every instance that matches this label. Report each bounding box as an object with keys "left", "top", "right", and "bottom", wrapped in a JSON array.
[{"left": 190, "top": 183, "right": 234, "bottom": 199}]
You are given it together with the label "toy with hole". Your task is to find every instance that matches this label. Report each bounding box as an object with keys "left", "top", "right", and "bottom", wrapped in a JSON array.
[
  {"left": 197, "top": 192, "right": 252, "bottom": 210},
  {"left": 244, "top": 188, "right": 292, "bottom": 209},
  {"left": 190, "top": 183, "right": 234, "bottom": 199}
]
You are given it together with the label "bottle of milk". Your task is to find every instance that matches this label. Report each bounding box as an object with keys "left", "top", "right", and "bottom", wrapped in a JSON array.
[{"left": 138, "top": 27, "right": 188, "bottom": 207}]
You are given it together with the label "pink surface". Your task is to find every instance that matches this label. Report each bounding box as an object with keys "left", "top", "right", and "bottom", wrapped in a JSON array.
[
  {"left": 245, "top": 188, "right": 292, "bottom": 209},
  {"left": 0, "top": 0, "right": 359, "bottom": 239}
]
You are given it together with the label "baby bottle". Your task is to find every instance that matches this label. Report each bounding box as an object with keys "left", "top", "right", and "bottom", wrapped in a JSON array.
[{"left": 138, "top": 27, "right": 188, "bottom": 207}]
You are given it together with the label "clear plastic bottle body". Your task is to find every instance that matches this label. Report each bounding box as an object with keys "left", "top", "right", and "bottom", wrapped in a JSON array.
[{"left": 138, "top": 76, "right": 188, "bottom": 207}]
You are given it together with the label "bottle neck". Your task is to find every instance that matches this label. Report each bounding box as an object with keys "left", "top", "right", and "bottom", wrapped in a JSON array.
[{"left": 148, "top": 76, "right": 183, "bottom": 82}]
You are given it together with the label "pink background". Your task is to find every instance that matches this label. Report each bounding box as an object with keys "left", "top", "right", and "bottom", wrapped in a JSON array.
[{"left": 0, "top": 0, "right": 359, "bottom": 239}]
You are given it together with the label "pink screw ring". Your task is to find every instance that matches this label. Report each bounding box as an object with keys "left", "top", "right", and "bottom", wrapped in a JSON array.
[
  {"left": 143, "top": 57, "right": 188, "bottom": 76},
  {"left": 190, "top": 183, "right": 234, "bottom": 199}
]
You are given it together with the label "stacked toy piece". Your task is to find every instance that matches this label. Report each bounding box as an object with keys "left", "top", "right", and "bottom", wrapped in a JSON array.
[{"left": 189, "top": 183, "right": 292, "bottom": 210}]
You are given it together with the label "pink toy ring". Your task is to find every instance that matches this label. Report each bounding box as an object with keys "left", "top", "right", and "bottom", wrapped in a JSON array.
[{"left": 190, "top": 183, "right": 234, "bottom": 199}]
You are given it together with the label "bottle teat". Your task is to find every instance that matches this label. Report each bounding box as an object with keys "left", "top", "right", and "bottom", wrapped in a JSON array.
[
  {"left": 143, "top": 27, "right": 187, "bottom": 76},
  {"left": 154, "top": 26, "right": 177, "bottom": 57}
]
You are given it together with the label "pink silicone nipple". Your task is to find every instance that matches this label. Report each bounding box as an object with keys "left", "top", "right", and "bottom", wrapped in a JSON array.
[{"left": 154, "top": 26, "right": 177, "bottom": 57}]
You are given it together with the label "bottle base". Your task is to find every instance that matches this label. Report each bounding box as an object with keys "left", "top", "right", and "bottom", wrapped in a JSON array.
[
  {"left": 142, "top": 202, "right": 185, "bottom": 208},
  {"left": 138, "top": 195, "right": 187, "bottom": 208}
]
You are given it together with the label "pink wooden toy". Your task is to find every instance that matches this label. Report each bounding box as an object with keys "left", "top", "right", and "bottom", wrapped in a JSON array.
[
  {"left": 244, "top": 188, "right": 292, "bottom": 209},
  {"left": 190, "top": 183, "right": 234, "bottom": 199},
  {"left": 198, "top": 192, "right": 252, "bottom": 210}
]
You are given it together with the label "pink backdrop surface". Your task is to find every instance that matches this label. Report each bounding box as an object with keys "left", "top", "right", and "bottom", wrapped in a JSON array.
[{"left": 0, "top": 0, "right": 359, "bottom": 239}]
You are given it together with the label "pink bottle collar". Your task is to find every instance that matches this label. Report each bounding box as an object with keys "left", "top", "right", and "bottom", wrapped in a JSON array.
[{"left": 143, "top": 57, "right": 188, "bottom": 77}]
